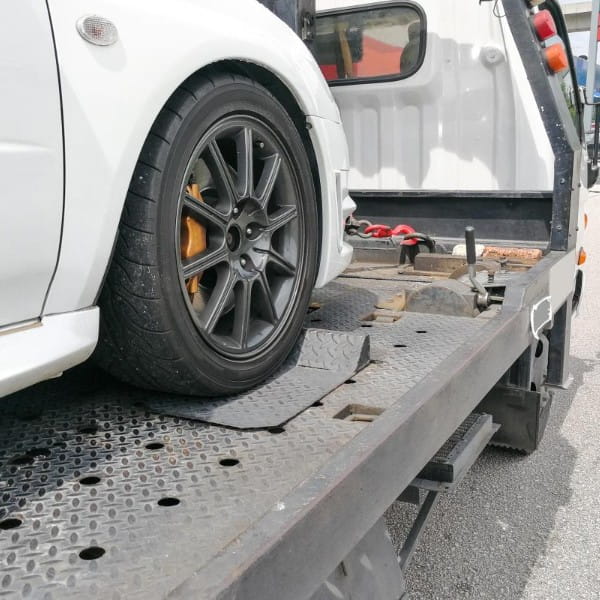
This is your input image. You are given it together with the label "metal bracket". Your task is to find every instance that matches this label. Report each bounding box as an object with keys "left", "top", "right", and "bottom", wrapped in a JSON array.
[
  {"left": 530, "top": 296, "right": 553, "bottom": 340},
  {"left": 398, "top": 491, "right": 440, "bottom": 571},
  {"left": 310, "top": 518, "right": 406, "bottom": 600}
]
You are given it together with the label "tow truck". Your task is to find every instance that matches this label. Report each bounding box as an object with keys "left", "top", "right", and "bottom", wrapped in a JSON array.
[{"left": 0, "top": 1, "right": 591, "bottom": 598}]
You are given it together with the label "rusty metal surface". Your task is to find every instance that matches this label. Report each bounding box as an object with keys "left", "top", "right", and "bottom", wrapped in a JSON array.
[
  {"left": 375, "top": 291, "right": 407, "bottom": 312},
  {"left": 482, "top": 246, "right": 543, "bottom": 263},
  {"left": 413, "top": 253, "right": 468, "bottom": 273}
]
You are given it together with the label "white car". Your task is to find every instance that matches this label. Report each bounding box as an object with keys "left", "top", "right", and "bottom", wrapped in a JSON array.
[{"left": 0, "top": 0, "right": 354, "bottom": 397}]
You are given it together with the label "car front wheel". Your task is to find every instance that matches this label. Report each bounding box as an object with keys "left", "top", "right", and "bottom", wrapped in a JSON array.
[{"left": 95, "top": 72, "right": 318, "bottom": 395}]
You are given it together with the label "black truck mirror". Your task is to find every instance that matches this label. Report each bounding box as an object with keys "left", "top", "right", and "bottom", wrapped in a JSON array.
[
  {"left": 580, "top": 88, "right": 600, "bottom": 187},
  {"left": 587, "top": 103, "right": 600, "bottom": 188}
]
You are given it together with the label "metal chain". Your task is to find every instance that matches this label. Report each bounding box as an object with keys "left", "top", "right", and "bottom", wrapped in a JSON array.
[{"left": 345, "top": 216, "right": 373, "bottom": 238}]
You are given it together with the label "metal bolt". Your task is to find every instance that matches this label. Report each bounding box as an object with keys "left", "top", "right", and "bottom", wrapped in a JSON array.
[
  {"left": 240, "top": 257, "right": 247, "bottom": 267},
  {"left": 246, "top": 227, "right": 253, "bottom": 236},
  {"left": 233, "top": 207, "right": 239, "bottom": 216}
]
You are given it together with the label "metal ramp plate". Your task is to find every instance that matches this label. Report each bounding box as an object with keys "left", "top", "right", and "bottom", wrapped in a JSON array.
[
  {"left": 144, "top": 328, "right": 370, "bottom": 429},
  {"left": 413, "top": 413, "right": 499, "bottom": 491}
]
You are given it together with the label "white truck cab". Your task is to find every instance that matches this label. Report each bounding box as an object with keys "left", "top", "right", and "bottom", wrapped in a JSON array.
[{"left": 315, "top": 0, "right": 556, "bottom": 193}]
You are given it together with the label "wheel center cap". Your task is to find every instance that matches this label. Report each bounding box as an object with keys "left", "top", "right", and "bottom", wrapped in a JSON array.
[{"left": 226, "top": 225, "right": 242, "bottom": 252}]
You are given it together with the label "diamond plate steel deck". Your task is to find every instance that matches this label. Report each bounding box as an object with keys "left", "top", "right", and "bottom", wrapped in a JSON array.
[
  {"left": 0, "top": 277, "right": 489, "bottom": 599},
  {"left": 145, "top": 329, "right": 370, "bottom": 429}
]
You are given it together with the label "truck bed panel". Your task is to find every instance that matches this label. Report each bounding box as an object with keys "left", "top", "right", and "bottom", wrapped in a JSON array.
[{"left": 0, "top": 275, "right": 519, "bottom": 599}]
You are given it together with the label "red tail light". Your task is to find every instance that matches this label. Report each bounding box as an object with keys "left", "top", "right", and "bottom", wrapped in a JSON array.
[{"left": 532, "top": 10, "right": 557, "bottom": 41}]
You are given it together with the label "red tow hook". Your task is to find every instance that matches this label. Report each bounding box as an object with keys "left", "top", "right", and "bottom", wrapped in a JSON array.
[
  {"left": 363, "top": 223, "right": 418, "bottom": 243},
  {"left": 390, "top": 224, "right": 418, "bottom": 246},
  {"left": 363, "top": 224, "right": 393, "bottom": 238}
]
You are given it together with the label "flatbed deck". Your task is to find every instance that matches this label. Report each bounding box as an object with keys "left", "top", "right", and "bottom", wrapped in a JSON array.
[{"left": 0, "top": 252, "right": 566, "bottom": 599}]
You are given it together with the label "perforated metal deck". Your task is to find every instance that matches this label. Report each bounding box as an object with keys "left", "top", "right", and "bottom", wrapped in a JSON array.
[{"left": 0, "top": 277, "right": 489, "bottom": 599}]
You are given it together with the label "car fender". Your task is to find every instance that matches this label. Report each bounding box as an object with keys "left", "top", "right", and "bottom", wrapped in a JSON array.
[{"left": 44, "top": 0, "right": 348, "bottom": 314}]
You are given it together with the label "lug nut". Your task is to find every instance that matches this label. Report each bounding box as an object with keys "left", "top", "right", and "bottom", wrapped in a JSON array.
[
  {"left": 240, "top": 257, "right": 247, "bottom": 267},
  {"left": 246, "top": 227, "right": 253, "bottom": 236},
  {"left": 233, "top": 207, "right": 239, "bottom": 216}
]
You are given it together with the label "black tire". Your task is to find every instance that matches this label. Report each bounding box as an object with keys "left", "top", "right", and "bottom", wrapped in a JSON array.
[{"left": 95, "top": 72, "right": 318, "bottom": 395}]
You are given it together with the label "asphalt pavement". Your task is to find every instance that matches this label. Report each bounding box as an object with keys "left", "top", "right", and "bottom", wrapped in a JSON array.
[{"left": 385, "top": 191, "right": 600, "bottom": 599}]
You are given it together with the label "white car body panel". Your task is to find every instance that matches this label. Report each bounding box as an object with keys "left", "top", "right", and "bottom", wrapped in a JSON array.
[
  {"left": 44, "top": 0, "right": 352, "bottom": 314},
  {"left": 0, "top": 308, "right": 99, "bottom": 398},
  {"left": 0, "top": 1, "right": 63, "bottom": 325},
  {"left": 0, "top": 0, "right": 353, "bottom": 396},
  {"left": 317, "top": 0, "right": 554, "bottom": 192},
  {"left": 308, "top": 116, "right": 355, "bottom": 286}
]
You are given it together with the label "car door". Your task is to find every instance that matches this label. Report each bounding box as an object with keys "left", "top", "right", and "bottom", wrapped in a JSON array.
[{"left": 0, "top": 0, "right": 63, "bottom": 327}]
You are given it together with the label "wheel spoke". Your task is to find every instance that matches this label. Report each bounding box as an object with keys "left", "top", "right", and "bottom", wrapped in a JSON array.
[
  {"left": 183, "top": 194, "right": 228, "bottom": 229},
  {"left": 232, "top": 279, "right": 253, "bottom": 348},
  {"left": 263, "top": 206, "right": 298, "bottom": 233},
  {"left": 206, "top": 140, "right": 238, "bottom": 210},
  {"left": 202, "top": 268, "right": 237, "bottom": 333},
  {"left": 177, "top": 115, "right": 304, "bottom": 357},
  {"left": 236, "top": 127, "right": 254, "bottom": 198},
  {"left": 255, "top": 153, "right": 282, "bottom": 210},
  {"left": 256, "top": 272, "right": 278, "bottom": 324},
  {"left": 182, "top": 244, "right": 228, "bottom": 278},
  {"left": 265, "top": 249, "right": 296, "bottom": 278}
]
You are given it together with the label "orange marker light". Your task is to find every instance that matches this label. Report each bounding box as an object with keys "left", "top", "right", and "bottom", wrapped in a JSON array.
[
  {"left": 578, "top": 248, "right": 587, "bottom": 266},
  {"left": 584, "top": 213, "right": 589, "bottom": 229},
  {"left": 545, "top": 43, "right": 569, "bottom": 74}
]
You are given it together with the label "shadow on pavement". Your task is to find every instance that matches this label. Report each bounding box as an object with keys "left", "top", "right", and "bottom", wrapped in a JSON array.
[{"left": 385, "top": 354, "right": 593, "bottom": 600}]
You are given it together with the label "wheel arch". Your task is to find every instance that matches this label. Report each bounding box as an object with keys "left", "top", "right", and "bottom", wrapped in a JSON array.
[{"left": 91, "top": 59, "right": 326, "bottom": 305}]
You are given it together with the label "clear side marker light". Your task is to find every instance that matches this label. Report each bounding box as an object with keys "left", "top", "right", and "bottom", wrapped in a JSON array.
[{"left": 76, "top": 15, "right": 118, "bottom": 46}]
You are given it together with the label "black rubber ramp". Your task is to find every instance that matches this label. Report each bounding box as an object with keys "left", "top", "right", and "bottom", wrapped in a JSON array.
[{"left": 145, "top": 328, "right": 371, "bottom": 429}]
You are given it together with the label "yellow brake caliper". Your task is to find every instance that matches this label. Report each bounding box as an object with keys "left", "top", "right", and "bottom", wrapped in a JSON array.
[{"left": 181, "top": 181, "right": 207, "bottom": 295}]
